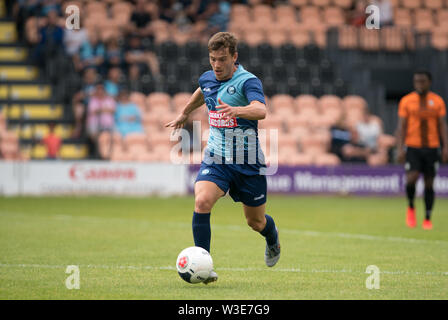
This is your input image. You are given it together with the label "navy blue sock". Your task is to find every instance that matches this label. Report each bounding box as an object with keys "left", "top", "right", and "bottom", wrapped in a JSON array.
[
  {"left": 260, "top": 214, "right": 278, "bottom": 246},
  {"left": 192, "top": 212, "right": 211, "bottom": 253}
]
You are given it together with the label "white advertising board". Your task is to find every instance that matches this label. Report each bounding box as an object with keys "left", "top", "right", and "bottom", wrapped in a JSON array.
[{"left": 0, "top": 161, "right": 187, "bottom": 196}]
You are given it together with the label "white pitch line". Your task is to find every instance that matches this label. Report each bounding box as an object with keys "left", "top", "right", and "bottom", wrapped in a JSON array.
[
  {"left": 1, "top": 210, "right": 448, "bottom": 246},
  {"left": 0, "top": 263, "right": 447, "bottom": 277}
]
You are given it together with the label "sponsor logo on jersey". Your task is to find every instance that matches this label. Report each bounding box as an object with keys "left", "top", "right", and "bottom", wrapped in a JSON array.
[{"left": 208, "top": 110, "right": 238, "bottom": 128}]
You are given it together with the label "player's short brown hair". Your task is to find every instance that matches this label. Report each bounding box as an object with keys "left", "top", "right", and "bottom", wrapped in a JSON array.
[{"left": 208, "top": 32, "right": 238, "bottom": 56}]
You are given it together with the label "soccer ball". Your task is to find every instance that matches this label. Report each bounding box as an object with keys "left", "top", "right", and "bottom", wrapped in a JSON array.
[{"left": 176, "top": 246, "right": 213, "bottom": 284}]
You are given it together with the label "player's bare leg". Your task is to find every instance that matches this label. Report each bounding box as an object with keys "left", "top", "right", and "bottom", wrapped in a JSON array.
[
  {"left": 194, "top": 181, "right": 224, "bottom": 284},
  {"left": 243, "top": 204, "right": 280, "bottom": 267},
  {"left": 405, "top": 170, "right": 419, "bottom": 228}
]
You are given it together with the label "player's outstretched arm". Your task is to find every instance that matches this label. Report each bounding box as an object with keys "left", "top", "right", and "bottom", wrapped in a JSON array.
[
  {"left": 216, "top": 99, "right": 266, "bottom": 121},
  {"left": 165, "top": 87, "right": 205, "bottom": 129}
]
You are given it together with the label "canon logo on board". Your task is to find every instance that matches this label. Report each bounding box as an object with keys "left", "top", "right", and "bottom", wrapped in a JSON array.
[{"left": 69, "top": 164, "right": 136, "bottom": 181}]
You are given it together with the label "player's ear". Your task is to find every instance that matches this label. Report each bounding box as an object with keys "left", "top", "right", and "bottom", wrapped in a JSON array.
[{"left": 233, "top": 52, "right": 238, "bottom": 63}]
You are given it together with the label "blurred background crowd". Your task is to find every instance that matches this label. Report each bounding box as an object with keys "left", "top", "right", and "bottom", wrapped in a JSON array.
[{"left": 0, "top": 0, "right": 446, "bottom": 165}]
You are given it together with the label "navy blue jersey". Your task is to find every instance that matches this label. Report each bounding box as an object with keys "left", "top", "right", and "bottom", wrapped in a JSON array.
[{"left": 198, "top": 64, "right": 266, "bottom": 175}]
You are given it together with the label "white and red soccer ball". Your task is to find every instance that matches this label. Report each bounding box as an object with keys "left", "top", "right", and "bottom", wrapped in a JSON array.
[{"left": 176, "top": 246, "right": 213, "bottom": 284}]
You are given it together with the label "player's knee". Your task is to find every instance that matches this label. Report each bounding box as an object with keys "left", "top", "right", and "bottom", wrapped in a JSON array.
[
  {"left": 424, "top": 177, "right": 434, "bottom": 189},
  {"left": 194, "top": 195, "right": 214, "bottom": 213},
  {"left": 246, "top": 217, "right": 264, "bottom": 232}
]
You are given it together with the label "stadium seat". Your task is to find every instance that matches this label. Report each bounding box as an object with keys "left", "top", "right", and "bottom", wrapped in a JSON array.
[
  {"left": 343, "top": 95, "right": 368, "bottom": 113},
  {"left": 299, "top": 132, "right": 329, "bottom": 156},
  {"left": 59, "top": 144, "right": 89, "bottom": 159},
  {"left": 423, "top": 0, "right": 443, "bottom": 10},
  {"left": 332, "top": 0, "right": 353, "bottom": 9},
  {"left": 394, "top": 8, "right": 413, "bottom": 28},
  {"left": 414, "top": 9, "right": 435, "bottom": 32},
  {"left": 314, "top": 153, "right": 341, "bottom": 166},
  {"left": 110, "top": 144, "right": 133, "bottom": 162},
  {"left": 295, "top": 94, "right": 318, "bottom": 111},
  {"left": 231, "top": 3, "right": 251, "bottom": 17},
  {"left": 146, "top": 92, "right": 171, "bottom": 109},
  {"left": 323, "top": 7, "right": 345, "bottom": 27},
  {"left": 252, "top": 4, "right": 273, "bottom": 20},
  {"left": 367, "top": 151, "right": 389, "bottom": 167},
  {"left": 271, "top": 94, "right": 296, "bottom": 111},
  {"left": 274, "top": 5, "right": 297, "bottom": 24},
  {"left": 401, "top": 0, "right": 422, "bottom": 9},
  {"left": 111, "top": 1, "right": 133, "bottom": 17},
  {"left": 266, "top": 30, "right": 288, "bottom": 47},
  {"left": 318, "top": 95, "right": 342, "bottom": 117},
  {"left": 431, "top": 27, "right": 448, "bottom": 50},
  {"left": 150, "top": 143, "right": 174, "bottom": 162},
  {"left": 85, "top": 1, "right": 107, "bottom": 14},
  {"left": 290, "top": 26, "right": 311, "bottom": 48},
  {"left": 359, "top": 29, "right": 380, "bottom": 51},
  {"left": 436, "top": 10, "right": 448, "bottom": 28},
  {"left": 172, "top": 93, "right": 192, "bottom": 113},
  {"left": 259, "top": 114, "right": 284, "bottom": 130},
  {"left": 337, "top": 26, "right": 358, "bottom": 50},
  {"left": 382, "top": 27, "right": 406, "bottom": 51},
  {"left": 31, "top": 144, "right": 47, "bottom": 159},
  {"left": 289, "top": 0, "right": 308, "bottom": 8},
  {"left": 129, "top": 92, "right": 147, "bottom": 111},
  {"left": 311, "top": 0, "right": 331, "bottom": 7},
  {"left": 300, "top": 6, "right": 322, "bottom": 27},
  {"left": 243, "top": 30, "right": 265, "bottom": 47}
]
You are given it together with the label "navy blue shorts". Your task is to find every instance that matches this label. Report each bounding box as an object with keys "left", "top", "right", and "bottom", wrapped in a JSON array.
[{"left": 195, "top": 162, "right": 267, "bottom": 207}]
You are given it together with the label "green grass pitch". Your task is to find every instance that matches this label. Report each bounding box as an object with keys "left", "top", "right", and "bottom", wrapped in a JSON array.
[{"left": 0, "top": 195, "right": 447, "bottom": 299}]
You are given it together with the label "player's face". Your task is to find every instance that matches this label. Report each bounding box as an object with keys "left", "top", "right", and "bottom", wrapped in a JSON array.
[
  {"left": 209, "top": 47, "right": 238, "bottom": 81},
  {"left": 413, "top": 74, "right": 431, "bottom": 95}
]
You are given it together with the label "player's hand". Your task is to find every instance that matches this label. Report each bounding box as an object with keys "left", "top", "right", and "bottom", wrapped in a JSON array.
[
  {"left": 216, "top": 98, "right": 239, "bottom": 120},
  {"left": 397, "top": 148, "right": 406, "bottom": 164},
  {"left": 165, "top": 113, "right": 189, "bottom": 130}
]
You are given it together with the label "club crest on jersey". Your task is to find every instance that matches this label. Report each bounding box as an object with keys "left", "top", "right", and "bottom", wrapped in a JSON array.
[{"left": 227, "top": 86, "right": 236, "bottom": 95}]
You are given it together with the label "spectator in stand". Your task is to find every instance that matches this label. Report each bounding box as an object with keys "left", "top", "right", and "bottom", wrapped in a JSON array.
[
  {"left": 127, "top": 0, "right": 155, "bottom": 40},
  {"left": 104, "top": 37, "right": 125, "bottom": 70},
  {"left": 41, "top": 122, "right": 62, "bottom": 160},
  {"left": 40, "top": 0, "right": 62, "bottom": 17},
  {"left": 13, "top": 0, "right": 41, "bottom": 41},
  {"left": 330, "top": 114, "right": 372, "bottom": 163},
  {"left": 104, "top": 67, "right": 124, "bottom": 98},
  {"left": 71, "top": 67, "right": 99, "bottom": 138},
  {"left": 125, "top": 34, "right": 160, "bottom": 78},
  {"left": 348, "top": 0, "right": 367, "bottom": 27},
  {"left": 74, "top": 29, "right": 105, "bottom": 73},
  {"left": 207, "top": 0, "right": 230, "bottom": 33},
  {"left": 356, "top": 111, "right": 381, "bottom": 151},
  {"left": 373, "top": 0, "right": 393, "bottom": 27},
  {"left": 87, "top": 83, "right": 116, "bottom": 157},
  {"left": 159, "top": 0, "right": 177, "bottom": 23},
  {"left": 31, "top": 9, "right": 64, "bottom": 67},
  {"left": 115, "top": 89, "right": 144, "bottom": 137},
  {"left": 63, "top": 19, "right": 89, "bottom": 57},
  {"left": 126, "top": 63, "right": 151, "bottom": 94}
]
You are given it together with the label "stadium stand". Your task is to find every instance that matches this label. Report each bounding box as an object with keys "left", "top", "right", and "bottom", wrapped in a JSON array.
[{"left": 1, "top": 0, "right": 447, "bottom": 166}]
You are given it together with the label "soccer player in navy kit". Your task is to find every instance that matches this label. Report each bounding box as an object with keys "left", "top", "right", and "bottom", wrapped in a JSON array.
[{"left": 166, "top": 32, "right": 280, "bottom": 284}]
